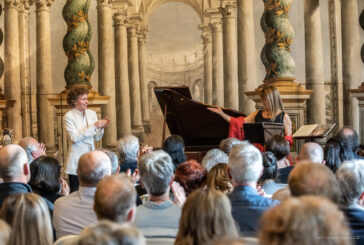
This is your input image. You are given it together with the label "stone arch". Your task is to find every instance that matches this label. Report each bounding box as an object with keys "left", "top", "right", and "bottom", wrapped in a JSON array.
[
  {"left": 148, "top": 81, "right": 159, "bottom": 113},
  {"left": 191, "top": 78, "right": 203, "bottom": 102}
]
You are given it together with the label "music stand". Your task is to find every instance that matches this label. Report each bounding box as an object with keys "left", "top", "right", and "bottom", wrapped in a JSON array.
[{"left": 243, "top": 123, "right": 284, "bottom": 144}]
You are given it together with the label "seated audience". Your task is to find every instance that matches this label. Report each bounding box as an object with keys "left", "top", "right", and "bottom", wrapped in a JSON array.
[
  {"left": 18, "top": 136, "right": 46, "bottom": 164},
  {"left": 288, "top": 162, "right": 341, "bottom": 204},
  {"left": 336, "top": 126, "right": 363, "bottom": 159},
  {"left": 206, "top": 163, "right": 233, "bottom": 194},
  {"left": 201, "top": 148, "right": 228, "bottom": 171},
  {"left": 265, "top": 135, "right": 292, "bottom": 183},
  {"left": 259, "top": 151, "right": 286, "bottom": 196},
  {"left": 259, "top": 196, "right": 352, "bottom": 245},
  {"left": 336, "top": 160, "right": 364, "bottom": 245},
  {"left": 324, "top": 137, "right": 343, "bottom": 173},
  {"left": 78, "top": 220, "right": 145, "bottom": 245},
  {"left": 0, "top": 220, "right": 11, "bottom": 245},
  {"left": 94, "top": 174, "right": 137, "bottom": 224},
  {"left": 163, "top": 135, "right": 187, "bottom": 168},
  {"left": 175, "top": 188, "right": 238, "bottom": 245},
  {"left": 135, "top": 150, "right": 181, "bottom": 238},
  {"left": 219, "top": 137, "right": 241, "bottom": 155},
  {"left": 228, "top": 142, "right": 279, "bottom": 234},
  {"left": 102, "top": 150, "right": 120, "bottom": 174},
  {"left": 117, "top": 135, "right": 139, "bottom": 174},
  {"left": 295, "top": 142, "right": 325, "bottom": 164},
  {"left": 174, "top": 160, "right": 207, "bottom": 196},
  {"left": 0, "top": 193, "right": 53, "bottom": 245},
  {"left": 53, "top": 150, "right": 111, "bottom": 239},
  {"left": 29, "top": 156, "right": 69, "bottom": 204}
]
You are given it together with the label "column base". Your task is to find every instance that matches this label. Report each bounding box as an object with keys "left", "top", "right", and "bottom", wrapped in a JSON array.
[
  {"left": 132, "top": 126, "right": 144, "bottom": 142},
  {"left": 142, "top": 120, "right": 151, "bottom": 134}
]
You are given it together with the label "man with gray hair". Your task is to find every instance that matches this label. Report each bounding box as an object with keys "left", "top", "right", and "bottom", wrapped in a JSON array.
[
  {"left": 134, "top": 150, "right": 181, "bottom": 238},
  {"left": 295, "top": 142, "right": 324, "bottom": 164},
  {"left": 18, "top": 136, "right": 46, "bottom": 164},
  {"left": 228, "top": 142, "right": 279, "bottom": 235},
  {"left": 53, "top": 150, "right": 112, "bottom": 239},
  {"left": 117, "top": 135, "right": 139, "bottom": 174},
  {"left": 201, "top": 148, "right": 228, "bottom": 171}
]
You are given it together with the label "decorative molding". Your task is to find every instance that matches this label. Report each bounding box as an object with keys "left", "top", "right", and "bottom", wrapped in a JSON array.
[
  {"left": 35, "top": 0, "right": 53, "bottom": 10},
  {"left": 127, "top": 24, "right": 137, "bottom": 37},
  {"left": 113, "top": 8, "right": 128, "bottom": 26},
  {"left": 198, "top": 24, "right": 212, "bottom": 44},
  {"left": 4, "top": 0, "right": 22, "bottom": 9},
  {"left": 220, "top": 0, "right": 237, "bottom": 17}
]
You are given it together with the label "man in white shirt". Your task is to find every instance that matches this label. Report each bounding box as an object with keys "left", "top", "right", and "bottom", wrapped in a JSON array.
[{"left": 53, "top": 150, "right": 111, "bottom": 239}]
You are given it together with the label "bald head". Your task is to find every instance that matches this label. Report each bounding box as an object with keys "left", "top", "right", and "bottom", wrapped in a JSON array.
[
  {"left": 0, "top": 144, "right": 29, "bottom": 182},
  {"left": 94, "top": 174, "right": 136, "bottom": 223},
  {"left": 297, "top": 142, "right": 324, "bottom": 164},
  {"left": 77, "top": 150, "right": 112, "bottom": 187},
  {"left": 18, "top": 137, "right": 44, "bottom": 163}
]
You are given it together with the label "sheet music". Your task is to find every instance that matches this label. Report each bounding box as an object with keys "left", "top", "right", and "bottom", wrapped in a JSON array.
[{"left": 292, "top": 124, "right": 318, "bottom": 138}]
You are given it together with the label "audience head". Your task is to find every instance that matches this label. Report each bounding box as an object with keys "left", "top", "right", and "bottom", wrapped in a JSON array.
[
  {"left": 206, "top": 163, "right": 233, "bottom": 194},
  {"left": 288, "top": 162, "right": 341, "bottom": 204},
  {"left": 78, "top": 220, "right": 145, "bottom": 245},
  {"left": 228, "top": 142, "right": 262, "bottom": 185},
  {"left": 29, "top": 156, "right": 61, "bottom": 194},
  {"left": 265, "top": 135, "right": 290, "bottom": 161},
  {"left": 259, "top": 196, "right": 351, "bottom": 245},
  {"left": 175, "top": 188, "right": 238, "bottom": 245},
  {"left": 336, "top": 160, "right": 364, "bottom": 207},
  {"left": 260, "top": 85, "right": 284, "bottom": 116},
  {"left": 0, "top": 144, "right": 29, "bottom": 183},
  {"left": 102, "top": 150, "right": 120, "bottom": 174},
  {"left": 162, "top": 135, "right": 186, "bottom": 168},
  {"left": 336, "top": 126, "right": 359, "bottom": 153},
  {"left": 201, "top": 148, "right": 228, "bottom": 171},
  {"left": 297, "top": 142, "right": 324, "bottom": 164},
  {"left": 94, "top": 174, "right": 137, "bottom": 223},
  {"left": 77, "top": 150, "right": 112, "bottom": 187},
  {"left": 117, "top": 135, "right": 139, "bottom": 162},
  {"left": 0, "top": 193, "right": 53, "bottom": 245},
  {"left": 138, "top": 150, "right": 174, "bottom": 197},
  {"left": 174, "top": 160, "right": 207, "bottom": 195},
  {"left": 0, "top": 220, "right": 11, "bottom": 245},
  {"left": 18, "top": 137, "right": 45, "bottom": 164},
  {"left": 67, "top": 87, "right": 89, "bottom": 108},
  {"left": 259, "top": 151, "right": 277, "bottom": 183},
  {"left": 324, "top": 137, "right": 342, "bottom": 173},
  {"left": 219, "top": 138, "right": 241, "bottom": 155}
]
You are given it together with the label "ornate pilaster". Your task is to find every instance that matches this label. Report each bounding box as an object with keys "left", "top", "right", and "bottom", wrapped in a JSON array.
[
  {"left": 206, "top": 9, "right": 224, "bottom": 106},
  {"left": 97, "top": 0, "right": 117, "bottom": 148},
  {"left": 4, "top": 0, "right": 23, "bottom": 140},
  {"left": 128, "top": 16, "right": 144, "bottom": 139},
  {"left": 199, "top": 23, "right": 213, "bottom": 105},
  {"left": 114, "top": 7, "right": 132, "bottom": 138},
  {"left": 221, "top": 0, "right": 238, "bottom": 110}
]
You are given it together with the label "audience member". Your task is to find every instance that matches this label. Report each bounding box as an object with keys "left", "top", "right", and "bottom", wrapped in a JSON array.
[
  {"left": 94, "top": 174, "right": 137, "bottom": 223},
  {"left": 324, "top": 137, "right": 343, "bottom": 173},
  {"left": 206, "top": 163, "right": 233, "bottom": 194},
  {"left": 18, "top": 136, "right": 46, "bottom": 164},
  {"left": 102, "top": 149, "right": 120, "bottom": 174},
  {"left": 336, "top": 126, "right": 363, "bottom": 159},
  {"left": 53, "top": 150, "right": 111, "bottom": 239},
  {"left": 259, "top": 196, "right": 352, "bottom": 245},
  {"left": 0, "top": 193, "right": 53, "bottom": 245},
  {"left": 175, "top": 188, "right": 238, "bottom": 245},
  {"left": 174, "top": 160, "right": 207, "bottom": 195},
  {"left": 135, "top": 150, "right": 181, "bottom": 238},
  {"left": 117, "top": 135, "right": 139, "bottom": 174},
  {"left": 163, "top": 135, "right": 187, "bottom": 168},
  {"left": 78, "top": 220, "right": 145, "bottom": 245},
  {"left": 0, "top": 220, "right": 11, "bottom": 245},
  {"left": 201, "top": 148, "right": 228, "bottom": 171},
  {"left": 259, "top": 151, "right": 286, "bottom": 196},
  {"left": 29, "top": 156, "right": 69, "bottom": 204},
  {"left": 295, "top": 142, "right": 325, "bottom": 164},
  {"left": 228, "top": 142, "right": 279, "bottom": 235},
  {"left": 336, "top": 160, "right": 364, "bottom": 245},
  {"left": 219, "top": 138, "right": 241, "bottom": 155},
  {"left": 288, "top": 162, "right": 341, "bottom": 204},
  {"left": 265, "top": 135, "right": 292, "bottom": 183}
]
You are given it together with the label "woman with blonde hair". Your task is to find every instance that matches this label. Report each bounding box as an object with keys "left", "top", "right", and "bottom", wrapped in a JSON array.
[
  {"left": 0, "top": 193, "right": 53, "bottom": 245},
  {"left": 175, "top": 188, "right": 238, "bottom": 245},
  {"left": 208, "top": 85, "right": 292, "bottom": 149},
  {"left": 206, "top": 163, "right": 233, "bottom": 194}
]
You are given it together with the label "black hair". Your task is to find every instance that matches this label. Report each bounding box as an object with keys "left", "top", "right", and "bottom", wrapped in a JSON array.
[
  {"left": 265, "top": 135, "right": 290, "bottom": 160},
  {"left": 259, "top": 151, "right": 278, "bottom": 182},
  {"left": 29, "top": 156, "right": 61, "bottom": 194},
  {"left": 162, "top": 135, "right": 187, "bottom": 168},
  {"left": 324, "top": 137, "right": 342, "bottom": 173}
]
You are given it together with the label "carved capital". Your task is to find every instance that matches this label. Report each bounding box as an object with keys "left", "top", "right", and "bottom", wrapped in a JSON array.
[
  {"left": 4, "top": 0, "right": 22, "bottom": 9},
  {"left": 201, "top": 30, "right": 212, "bottom": 44},
  {"left": 35, "top": 0, "right": 53, "bottom": 10},
  {"left": 220, "top": 0, "right": 237, "bottom": 17},
  {"left": 127, "top": 24, "right": 137, "bottom": 37},
  {"left": 97, "top": 0, "right": 113, "bottom": 7},
  {"left": 113, "top": 9, "right": 128, "bottom": 26},
  {"left": 209, "top": 20, "right": 222, "bottom": 32}
]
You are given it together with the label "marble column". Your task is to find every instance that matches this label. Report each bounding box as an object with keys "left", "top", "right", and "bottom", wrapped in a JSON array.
[
  {"left": 342, "top": 0, "right": 362, "bottom": 130},
  {"left": 114, "top": 9, "right": 132, "bottom": 138},
  {"left": 35, "top": 0, "right": 57, "bottom": 153},
  {"left": 237, "top": 0, "right": 256, "bottom": 114},
  {"left": 97, "top": 0, "right": 117, "bottom": 148},
  {"left": 199, "top": 24, "right": 213, "bottom": 105},
  {"left": 4, "top": 0, "right": 22, "bottom": 140},
  {"left": 18, "top": 0, "right": 32, "bottom": 137},
  {"left": 304, "top": 0, "right": 326, "bottom": 124},
  {"left": 207, "top": 10, "right": 224, "bottom": 106},
  {"left": 221, "top": 0, "right": 238, "bottom": 110},
  {"left": 128, "top": 18, "right": 144, "bottom": 138},
  {"left": 138, "top": 28, "right": 151, "bottom": 133}
]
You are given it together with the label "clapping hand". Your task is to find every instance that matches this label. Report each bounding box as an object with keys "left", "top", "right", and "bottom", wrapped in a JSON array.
[
  {"left": 95, "top": 118, "right": 110, "bottom": 128},
  {"left": 171, "top": 181, "right": 186, "bottom": 207}
]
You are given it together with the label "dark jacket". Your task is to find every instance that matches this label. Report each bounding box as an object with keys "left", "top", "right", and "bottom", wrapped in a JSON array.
[
  {"left": 341, "top": 206, "right": 364, "bottom": 245},
  {"left": 119, "top": 159, "right": 138, "bottom": 174}
]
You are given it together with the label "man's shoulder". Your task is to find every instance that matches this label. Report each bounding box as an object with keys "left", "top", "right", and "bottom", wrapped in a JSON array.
[{"left": 54, "top": 191, "right": 79, "bottom": 208}]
